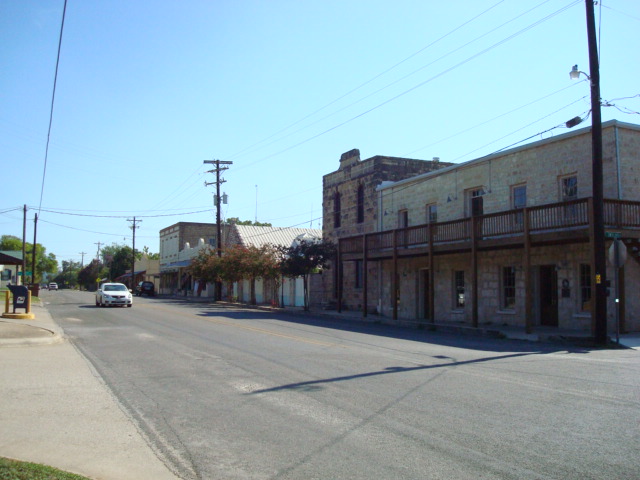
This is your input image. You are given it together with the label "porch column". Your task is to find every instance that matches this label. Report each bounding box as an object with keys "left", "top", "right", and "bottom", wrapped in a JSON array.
[
  {"left": 393, "top": 229, "right": 398, "bottom": 320},
  {"left": 471, "top": 216, "right": 479, "bottom": 328},
  {"left": 363, "top": 234, "right": 368, "bottom": 318},
  {"left": 337, "top": 240, "right": 342, "bottom": 313},
  {"left": 524, "top": 207, "right": 533, "bottom": 334},
  {"left": 428, "top": 223, "right": 435, "bottom": 323}
]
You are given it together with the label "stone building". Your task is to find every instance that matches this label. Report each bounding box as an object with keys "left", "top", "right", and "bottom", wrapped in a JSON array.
[
  {"left": 159, "top": 222, "right": 238, "bottom": 295},
  {"left": 321, "top": 149, "right": 454, "bottom": 309},
  {"left": 333, "top": 120, "right": 640, "bottom": 334}
]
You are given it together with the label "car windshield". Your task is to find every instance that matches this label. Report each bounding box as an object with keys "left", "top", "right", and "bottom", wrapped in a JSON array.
[{"left": 104, "top": 284, "right": 127, "bottom": 292}]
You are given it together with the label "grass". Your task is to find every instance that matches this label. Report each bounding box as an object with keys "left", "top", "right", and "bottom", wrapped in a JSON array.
[{"left": 0, "top": 457, "right": 92, "bottom": 480}]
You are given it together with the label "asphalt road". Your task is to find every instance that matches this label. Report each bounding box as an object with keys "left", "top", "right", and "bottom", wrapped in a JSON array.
[{"left": 45, "top": 290, "right": 639, "bottom": 480}]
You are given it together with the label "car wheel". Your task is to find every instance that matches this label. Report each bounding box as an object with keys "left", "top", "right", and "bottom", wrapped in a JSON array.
[
  {"left": 95, "top": 298, "right": 99, "bottom": 306},
  {"left": 127, "top": 304, "right": 132, "bottom": 308}
]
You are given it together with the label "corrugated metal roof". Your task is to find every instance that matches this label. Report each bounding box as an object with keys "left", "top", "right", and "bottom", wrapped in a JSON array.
[{"left": 234, "top": 225, "right": 321, "bottom": 249}]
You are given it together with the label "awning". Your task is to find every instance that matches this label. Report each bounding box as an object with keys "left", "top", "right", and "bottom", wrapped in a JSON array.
[{"left": 115, "top": 270, "right": 146, "bottom": 280}]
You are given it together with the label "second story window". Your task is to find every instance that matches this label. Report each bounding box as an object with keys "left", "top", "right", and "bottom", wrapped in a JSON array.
[
  {"left": 426, "top": 204, "right": 438, "bottom": 224},
  {"left": 512, "top": 185, "right": 527, "bottom": 209},
  {"left": 357, "top": 184, "right": 364, "bottom": 224},
  {"left": 561, "top": 175, "right": 578, "bottom": 201},
  {"left": 466, "top": 188, "right": 484, "bottom": 217},
  {"left": 512, "top": 184, "right": 526, "bottom": 225},
  {"left": 333, "top": 192, "right": 341, "bottom": 228},
  {"left": 398, "top": 209, "right": 408, "bottom": 228}
]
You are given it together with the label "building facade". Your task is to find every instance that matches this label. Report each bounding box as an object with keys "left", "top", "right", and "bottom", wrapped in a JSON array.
[
  {"left": 332, "top": 120, "right": 640, "bottom": 334},
  {"left": 321, "top": 149, "right": 453, "bottom": 310}
]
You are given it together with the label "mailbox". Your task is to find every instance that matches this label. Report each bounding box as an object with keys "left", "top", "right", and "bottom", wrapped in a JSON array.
[{"left": 7, "top": 284, "right": 29, "bottom": 311}]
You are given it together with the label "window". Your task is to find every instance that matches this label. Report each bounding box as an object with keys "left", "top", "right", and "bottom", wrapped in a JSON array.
[
  {"left": 512, "top": 185, "right": 526, "bottom": 209},
  {"left": 208, "top": 237, "right": 216, "bottom": 247},
  {"left": 453, "top": 271, "right": 465, "bottom": 309},
  {"left": 502, "top": 266, "right": 516, "bottom": 309},
  {"left": 426, "top": 204, "right": 437, "bottom": 224},
  {"left": 355, "top": 260, "right": 363, "bottom": 288},
  {"left": 512, "top": 184, "right": 526, "bottom": 225},
  {"left": 561, "top": 175, "right": 578, "bottom": 201},
  {"left": 561, "top": 175, "right": 578, "bottom": 221},
  {"left": 580, "top": 263, "right": 591, "bottom": 312},
  {"left": 466, "top": 188, "right": 484, "bottom": 217},
  {"left": 398, "top": 209, "right": 408, "bottom": 228},
  {"left": 357, "top": 184, "right": 364, "bottom": 224},
  {"left": 333, "top": 192, "right": 341, "bottom": 228}
]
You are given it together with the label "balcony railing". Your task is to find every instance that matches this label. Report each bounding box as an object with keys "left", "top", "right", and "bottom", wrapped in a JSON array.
[{"left": 339, "top": 198, "right": 640, "bottom": 256}]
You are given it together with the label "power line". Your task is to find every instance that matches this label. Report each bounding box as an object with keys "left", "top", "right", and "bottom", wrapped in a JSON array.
[
  {"left": 37, "top": 0, "right": 67, "bottom": 214},
  {"left": 229, "top": 0, "right": 582, "bottom": 173}
]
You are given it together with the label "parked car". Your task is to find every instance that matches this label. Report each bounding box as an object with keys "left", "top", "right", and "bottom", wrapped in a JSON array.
[
  {"left": 95, "top": 282, "right": 133, "bottom": 307},
  {"left": 48, "top": 282, "right": 58, "bottom": 291},
  {"left": 135, "top": 281, "right": 155, "bottom": 297}
]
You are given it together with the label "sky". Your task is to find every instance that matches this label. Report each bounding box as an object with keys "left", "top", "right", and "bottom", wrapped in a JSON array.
[{"left": 1, "top": 0, "right": 639, "bottom": 266}]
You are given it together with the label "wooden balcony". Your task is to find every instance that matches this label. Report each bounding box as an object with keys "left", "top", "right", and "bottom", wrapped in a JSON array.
[{"left": 339, "top": 198, "right": 640, "bottom": 261}]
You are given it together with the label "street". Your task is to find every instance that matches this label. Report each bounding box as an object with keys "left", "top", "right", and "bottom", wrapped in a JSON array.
[{"left": 45, "top": 289, "right": 639, "bottom": 480}]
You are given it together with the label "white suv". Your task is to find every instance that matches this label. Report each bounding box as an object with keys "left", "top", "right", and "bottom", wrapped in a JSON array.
[
  {"left": 48, "top": 282, "right": 58, "bottom": 291},
  {"left": 95, "top": 283, "right": 133, "bottom": 307}
]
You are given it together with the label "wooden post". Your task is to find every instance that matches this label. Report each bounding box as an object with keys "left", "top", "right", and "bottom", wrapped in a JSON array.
[
  {"left": 363, "top": 234, "right": 368, "bottom": 318},
  {"left": 392, "top": 230, "right": 398, "bottom": 320},
  {"left": 336, "top": 240, "right": 342, "bottom": 313},
  {"left": 471, "top": 216, "right": 479, "bottom": 328},
  {"left": 524, "top": 207, "right": 533, "bottom": 334},
  {"left": 428, "top": 222, "right": 435, "bottom": 323}
]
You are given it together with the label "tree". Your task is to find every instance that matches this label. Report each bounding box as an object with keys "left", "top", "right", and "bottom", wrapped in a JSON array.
[
  {"left": 281, "top": 239, "right": 335, "bottom": 311},
  {"left": 53, "top": 260, "right": 82, "bottom": 289},
  {"left": 77, "top": 260, "right": 106, "bottom": 291},
  {"left": 0, "top": 234, "right": 58, "bottom": 283},
  {"left": 100, "top": 243, "right": 134, "bottom": 280},
  {"left": 142, "top": 246, "right": 160, "bottom": 260},
  {"left": 226, "top": 217, "right": 272, "bottom": 227}
]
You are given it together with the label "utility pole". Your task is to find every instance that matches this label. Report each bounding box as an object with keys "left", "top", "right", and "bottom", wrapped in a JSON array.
[
  {"left": 204, "top": 159, "right": 232, "bottom": 301},
  {"left": 127, "top": 217, "right": 141, "bottom": 290},
  {"left": 95, "top": 241, "right": 103, "bottom": 261},
  {"left": 31, "top": 213, "right": 38, "bottom": 285},
  {"left": 22, "top": 205, "right": 27, "bottom": 286},
  {"left": 584, "top": 0, "right": 607, "bottom": 345},
  {"left": 79, "top": 252, "right": 87, "bottom": 268}
]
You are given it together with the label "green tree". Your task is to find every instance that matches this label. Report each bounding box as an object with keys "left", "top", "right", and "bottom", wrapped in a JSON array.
[
  {"left": 142, "top": 246, "right": 160, "bottom": 260},
  {"left": 100, "top": 243, "right": 134, "bottom": 280},
  {"left": 225, "top": 217, "right": 272, "bottom": 227},
  {"left": 0, "top": 234, "right": 58, "bottom": 283},
  {"left": 281, "top": 239, "right": 335, "bottom": 311},
  {"left": 54, "top": 260, "right": 82, "bottom": 289},
  {"left": 77, "top": 260, "right": 106, "bottom": 291}
]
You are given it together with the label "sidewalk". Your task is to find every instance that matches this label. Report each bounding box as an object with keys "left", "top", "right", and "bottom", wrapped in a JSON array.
[{"left": 0, "top": 303, "right": 180, "bottom": 480}]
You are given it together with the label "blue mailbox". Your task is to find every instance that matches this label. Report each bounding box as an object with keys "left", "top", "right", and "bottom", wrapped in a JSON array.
[{"left": 7, "top": 284, "right": 29, "bottom": 312}]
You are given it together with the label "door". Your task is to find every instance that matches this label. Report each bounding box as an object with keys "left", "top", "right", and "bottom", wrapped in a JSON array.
[{"left": 539, "top": 265, "right": 558, "bottom": 327}]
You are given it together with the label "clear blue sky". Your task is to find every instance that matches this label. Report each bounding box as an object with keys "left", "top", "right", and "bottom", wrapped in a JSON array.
[{"left": 1, "top": 0, "right": 638, "bottom": 266}]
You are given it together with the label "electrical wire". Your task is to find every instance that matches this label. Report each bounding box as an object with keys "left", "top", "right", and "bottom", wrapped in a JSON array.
[
  {"left": 222, "top": 0, "right": 507, "bottom": 163},
  {"left": 229, "top": 0, "right": 582, "bottom": 173},
  {"left": 37, "top": 0, "right": 67, "bottom": 215}
]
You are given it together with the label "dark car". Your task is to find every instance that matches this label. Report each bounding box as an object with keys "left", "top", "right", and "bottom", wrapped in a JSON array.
[{"left": 135, "top": 281, "right": 155, "bottom": 297}]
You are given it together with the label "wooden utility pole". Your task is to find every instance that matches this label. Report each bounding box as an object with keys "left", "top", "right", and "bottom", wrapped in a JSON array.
[
  {"left": 22, "top": 205, "right": 27, "bottom": 285},
  {"left": 31, "top": 213, "right": 38, "bottom": 284},
  {"left": 204, "top": 159, "right": 233, "bottom": 301},
  {"left": 584, "top": 0, "right": 607, "bottom": 344},
  {"left": 127, "top": 217, "right": 141, "bottom": 289}
]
